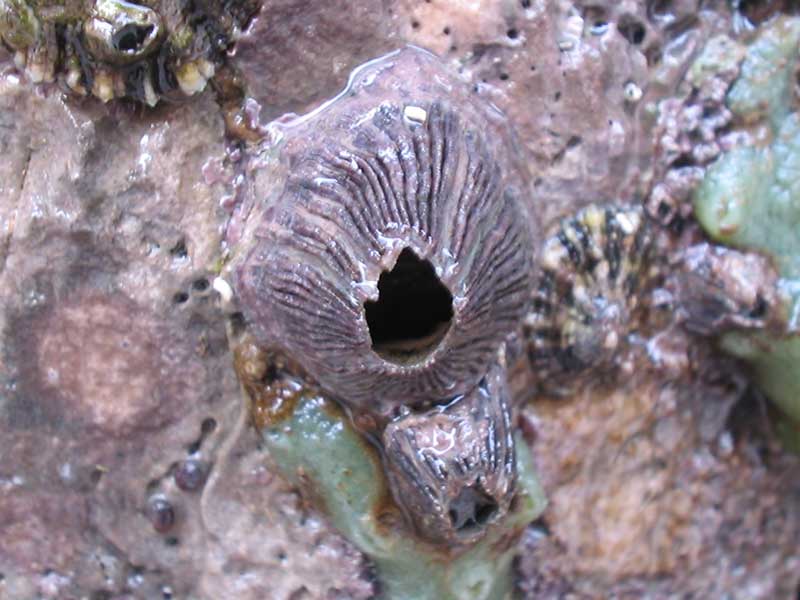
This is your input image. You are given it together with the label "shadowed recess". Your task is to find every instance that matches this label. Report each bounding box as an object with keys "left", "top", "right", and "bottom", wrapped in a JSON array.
[
  {"left": 365, "top": 248, "right": 454, "bottom": 364},
  {"left": 113, "top": 24, "right": 154, "bottom": 53},
  {"left": 448, "top": 485, "right": 499, "bottom": 534}
]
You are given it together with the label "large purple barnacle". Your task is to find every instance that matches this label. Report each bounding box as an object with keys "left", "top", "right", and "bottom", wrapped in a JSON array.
[{"left": 235, "top": 47, "right": 536, "bottom": 416}]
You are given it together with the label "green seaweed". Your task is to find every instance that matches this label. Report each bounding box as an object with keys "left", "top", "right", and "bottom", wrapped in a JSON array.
[
  {"left": 261, "top": 393, "right": 547, "bottom": 600},
  {"left": 693, "top": 16, "right": 800, "bottom": 446},
  {"left": 726, "top": 17, "right": 800, "bottom": 129}
]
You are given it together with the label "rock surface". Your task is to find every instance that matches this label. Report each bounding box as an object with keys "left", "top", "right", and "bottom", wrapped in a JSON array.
[{"left": 0, "top": 1, "right": 798, "bottom": 598}]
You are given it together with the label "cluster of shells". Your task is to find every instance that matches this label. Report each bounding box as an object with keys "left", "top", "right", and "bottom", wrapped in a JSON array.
[
  {"left": 0, "top": 0, "right": 259, "bottom": 104},
  {"left": 1, "top": 2, "right": 660, "bottom": 549},
  {"left": 231, "top": 47, "right": 657, "bottom": 546}
]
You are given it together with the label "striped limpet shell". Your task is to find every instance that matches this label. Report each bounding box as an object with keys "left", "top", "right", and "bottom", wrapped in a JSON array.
[{"left": 525, "top": 204, "right": 655, "bottom": 390}]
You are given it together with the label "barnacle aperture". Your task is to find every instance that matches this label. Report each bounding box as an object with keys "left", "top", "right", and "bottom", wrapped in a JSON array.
[
  {"left": 525, "top": 204, "right": 655, "bottom": 392},
  {"left": 83, "top": 0, "right": 164, "bottom": 65},
  {"left": 235, "top": 47, "right": 535, "bottom": 415}
]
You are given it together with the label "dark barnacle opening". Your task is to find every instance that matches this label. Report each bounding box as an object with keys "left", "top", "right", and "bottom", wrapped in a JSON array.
[
  {"left": 364, "top": 248, "right": 454, "bottom": 365},
  {"left": 113, "top": 24, "right": 155, "bottom": 54},
  {"left": 448, "top": 485, "right": 499, "bottom": 534}
]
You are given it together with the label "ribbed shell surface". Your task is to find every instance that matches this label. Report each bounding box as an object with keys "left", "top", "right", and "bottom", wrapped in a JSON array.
[{"left": 236, "top": 48, "right": 535, "bottom": 414}]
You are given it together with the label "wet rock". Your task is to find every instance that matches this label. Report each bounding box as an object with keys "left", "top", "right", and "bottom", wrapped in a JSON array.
[
  {"left": 0, "top": 1, "right": 798, "bottom": 598},
  {"left": 518, "top": 370, "right": 800, "bottom": 598},
  {"left": 231, "top": 0, "right": 398, "bottom": 122}
]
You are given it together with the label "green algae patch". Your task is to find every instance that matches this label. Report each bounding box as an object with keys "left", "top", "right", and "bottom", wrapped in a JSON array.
[
  {"left": 262, "top": 394, "right": 547, "bottom": 600},
  {"left": 726, "top": 17, "right": 800, "bottom": 129},
  {"left": 694, "top": 16, "right": 800, "bottom": 443},
  {"left": 719, "top": 331, "right": 800, "bottom": 427},
  {"left": 695, "top": 113, "right": 800, "bottom": 283}
]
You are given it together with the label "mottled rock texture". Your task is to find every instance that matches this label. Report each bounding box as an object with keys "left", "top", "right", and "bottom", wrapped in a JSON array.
[{"left": 0, "top": 0, "right": 798, "bottom": 598}]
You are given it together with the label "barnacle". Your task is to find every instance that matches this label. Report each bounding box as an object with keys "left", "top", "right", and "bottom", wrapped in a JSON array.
[
  {"left": 231, "top": 47, "right": 536, "bottom": 554},
  {"left": 0, "top": 0, "right": 259, "bottom": 104},
  {"left": 83, "top": 0, "right": 164, "bottom": 66},
  {"left": 235, "top": 48, "right": 534, "bottom": 415},
  {"left": 256, "top": 374, "right": 547, "bottom": 600},
  {"left": 525, "top": 204, "right": 655, "bottom": 391},
  {"left": 382, "top": 362, "right": 516, "bottom": 545}
]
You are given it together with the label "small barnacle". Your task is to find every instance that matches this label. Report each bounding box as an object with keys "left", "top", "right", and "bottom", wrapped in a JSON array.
[
  {"left": 146, "top": 495, "right": 175, "bottom": 533},
  {"left": 674, "top": 244, "right": 781, "bottom": 336},
  {"left": 0, "top": 0, "right": 259, "bottom": 104},
  {"left": 173, "top": 458, "right": 208, "bottom": 492},
  {"left": 235, "top": 48, "right": 535, "bottom": 416},
  {"left": 232, "top": 334, "right": 309, "bottom": 429},
  {"left": 0, "top": 0, "right": 39, "bottom": 50},
  {"left": 382, "top": 362, "right": 516, "bottom": 545},
  {"left": 83, "top": 0, "right": 164, "bottom": 65},
  {"left": 525, "top": 204, "right": 655, "bottom": 391}
]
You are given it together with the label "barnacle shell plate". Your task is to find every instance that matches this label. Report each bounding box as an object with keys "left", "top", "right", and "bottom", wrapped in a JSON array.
[{"left": 235, "top": 47, "right": 536, "bottom": 415}]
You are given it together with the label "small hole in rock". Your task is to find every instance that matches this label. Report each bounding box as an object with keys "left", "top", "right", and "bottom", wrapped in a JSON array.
[
  {"left": 499, "top": 72, "right": 509, "bottom": 81},
  {"left": 618, "top": 16, "right": 646, "bottom": 45},
  {"left": 670, "top": 216, "right": 685, "bottom": 235},
  {"left": 528, "top": 516, "right": 551, "bottom": 539},
  {"left": 90, "top": 467, "right": 105, "bottom": 485},
  {"left": 657, "top": 201, "right": 672, "bottom": 218},
  {"left": 192, "top": 278, "right": 209, "bottom": 292},
  {"left": 521, "top": 0, "right": 531, "bottom": 7},
  {"left": 411, "top": 20, "right": 420, "bottom": 29},
  {"left": 507, "top": 28, "right": 519, "bottom": 39},
  {"left": 443, "top": 26, "right": 450, "bottom": 35},
  {"left": 737, "top": 0, "right": 788, "bottom": 26},
  {"left": 670, "top": 154, "right": 695, "bottom": 169},
  {"left": 582, "top": 6, "right": 608, "bottom": 35},
  {"left": 170, "top": 240, "right": 188, "bottom": 259},
  {"left": 364, "top": 248, "right": 453, "bottom": 365},
  {"left": 448, "top": 486, "right": 498, "bottom": 533},
  {"left": 229, "top": 311, "right": 246, "bottom": 336},
  {"left": 173, "top": 292, "right": 189, "bottom": 304},
  {"left": 201, "top": 417, "right": 217, "bottom": 435},
  {"left": 648, "top": 0, "right": 673, "bottom": 19},
  {"left": 749, "top": 295, "right": 768, "bottom": 319},
  {"left": 113, "top": 24, "right": 153, "bottom": 53}
]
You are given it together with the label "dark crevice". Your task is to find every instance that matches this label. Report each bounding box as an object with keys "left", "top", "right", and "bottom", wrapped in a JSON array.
[
  {"left": 364, "top": 248, "right": 453, "bottom": 364},
  {"left": 448, "top": 485, "right": 498, "bottom": 533},
  {"left": 113, "top": 24, "right": 154, "bottom": 53},
  {"left": 618, "top": 15, "right": 646, "bottom": 45},
  {"left": 170, "top": 239, "right": 188, "bottom": 259}
]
